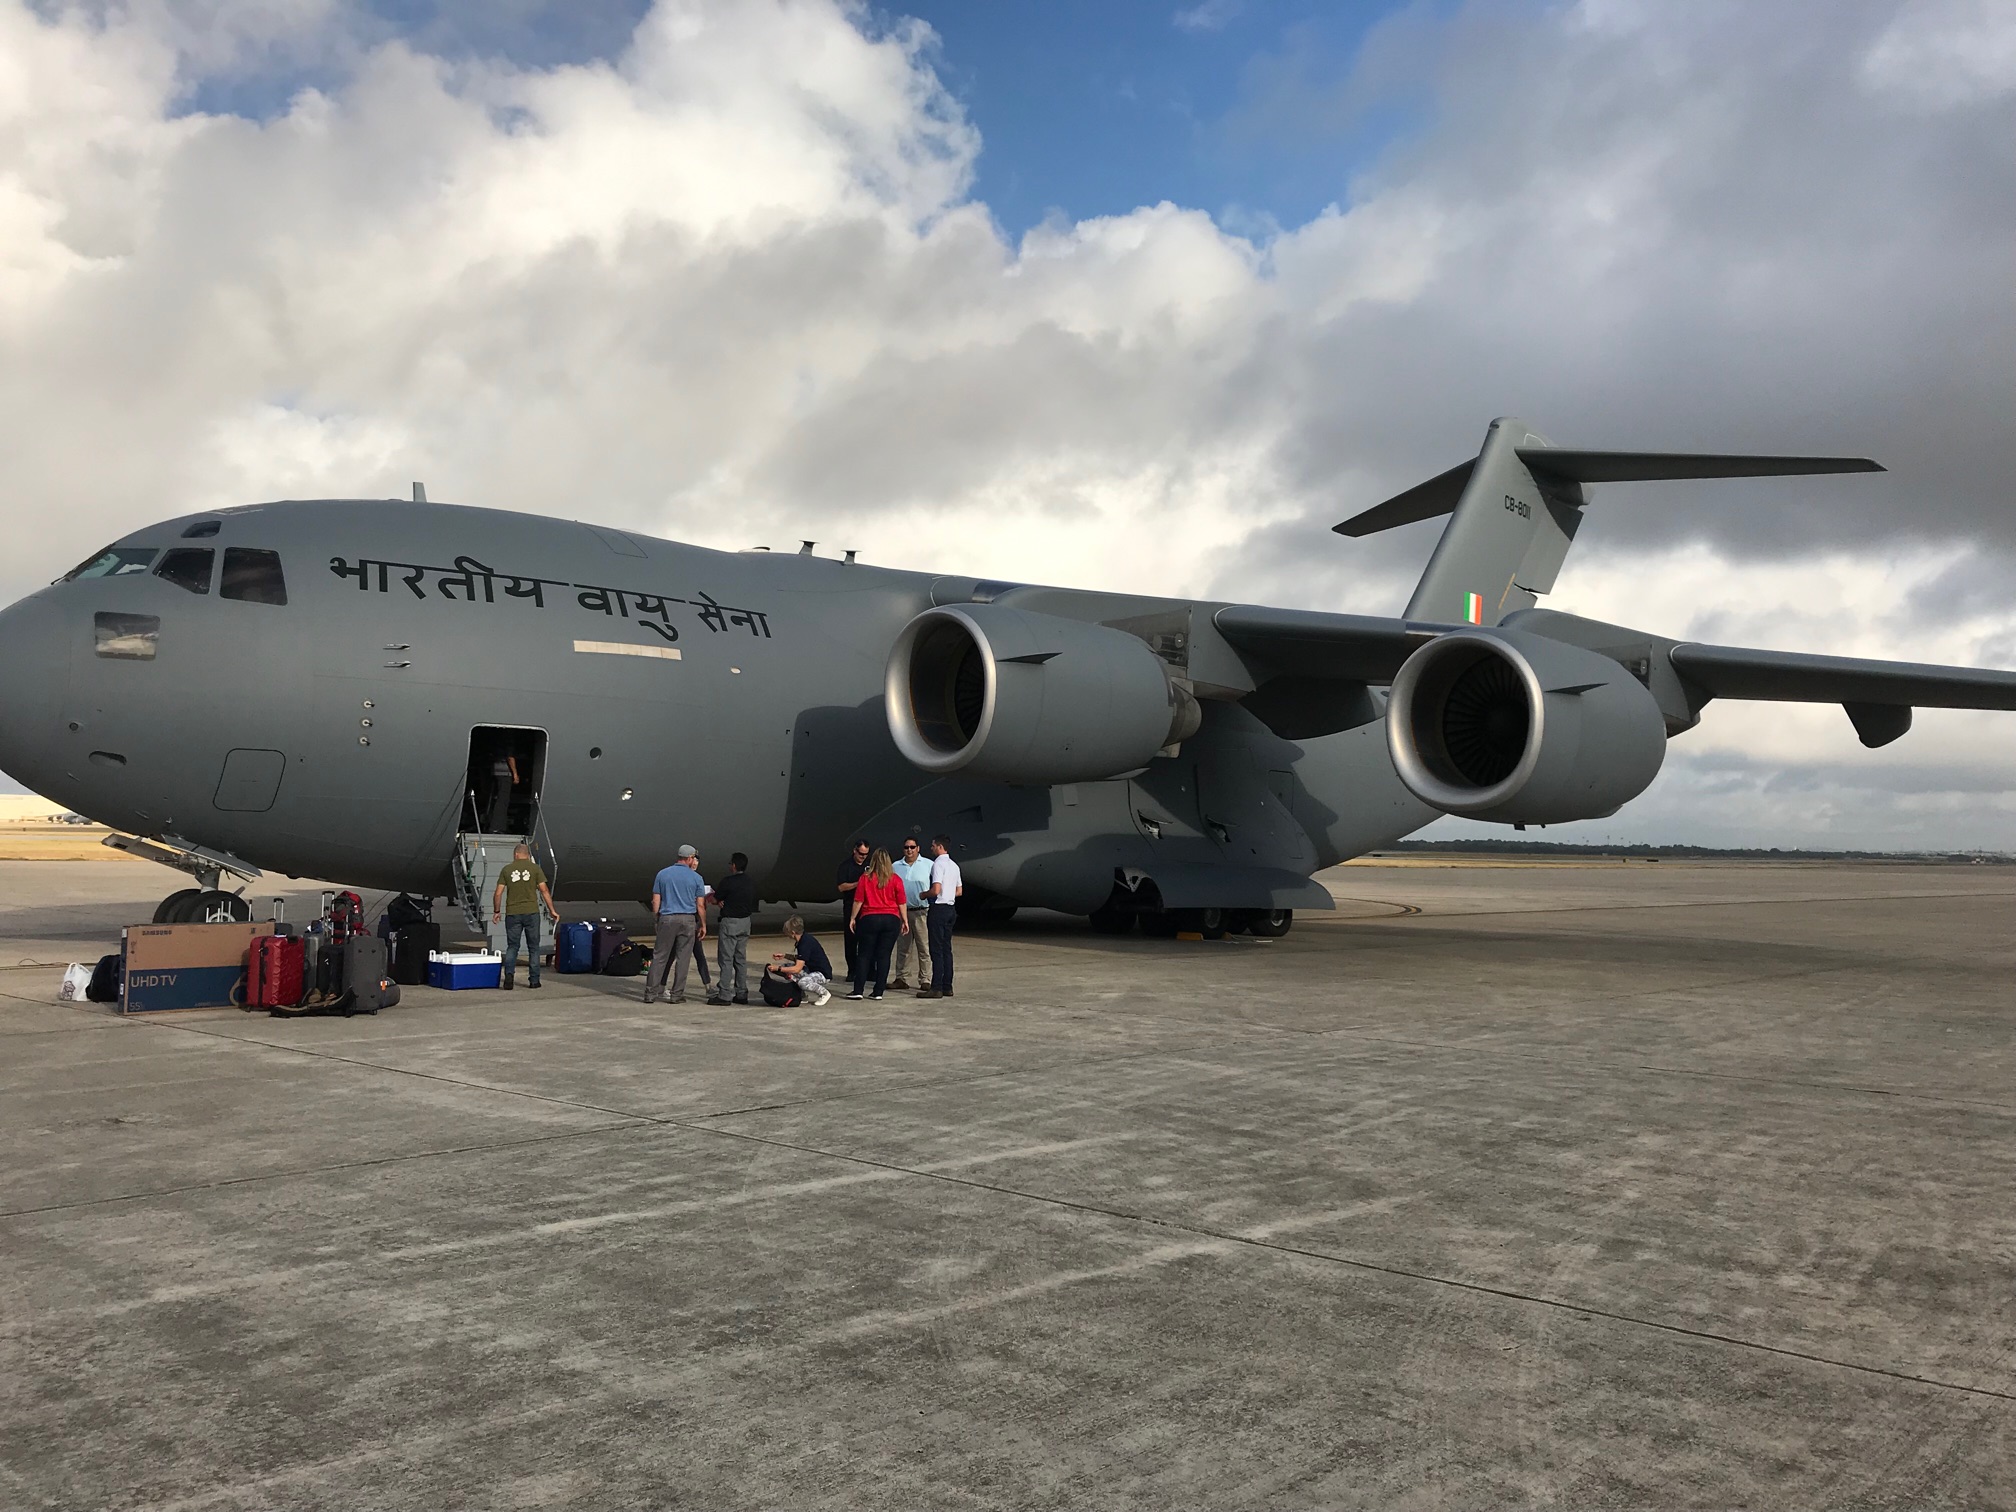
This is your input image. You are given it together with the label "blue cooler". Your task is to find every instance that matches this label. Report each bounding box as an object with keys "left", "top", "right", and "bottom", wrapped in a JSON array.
[{"left": 429, "top": 954, "right": 503, "bottom": 990}]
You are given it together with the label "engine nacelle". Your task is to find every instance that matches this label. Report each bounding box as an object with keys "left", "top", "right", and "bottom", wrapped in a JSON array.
[
  {"left": 1387, "top": 628, "right": 1667, "bottom": 824},
  {"left": 886, "top": 605, "right": 1201, "bottom": 784}
]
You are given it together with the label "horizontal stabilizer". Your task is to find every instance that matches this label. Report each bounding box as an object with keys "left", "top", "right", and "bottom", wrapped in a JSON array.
[
  {"left": 1335, "top": 447, "right": 1883, "bottom": 537},
  {"left": 1333, "top": 460, "right": 1475, "bottom": 537},
  {"left": 1670, "top": 643, "right": 2016, "bottom": 710},
  {"left": 1516, "top": 450, "right": 1883, "bottom": 484}
]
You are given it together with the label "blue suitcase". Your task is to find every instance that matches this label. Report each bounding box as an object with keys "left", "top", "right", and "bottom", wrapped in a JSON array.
[{"left": 555, "top": 920, "right": 595, "bottom": 973}]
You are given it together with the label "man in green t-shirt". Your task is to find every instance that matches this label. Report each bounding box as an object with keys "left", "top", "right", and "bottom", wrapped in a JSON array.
[{"left": 492, "top": 843, "right": 558, "bottom": 989}]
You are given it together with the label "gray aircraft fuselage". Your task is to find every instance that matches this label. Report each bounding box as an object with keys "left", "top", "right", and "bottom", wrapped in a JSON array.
[{"left": 0, "top": 500, "right": 1432, "bottom": 909}]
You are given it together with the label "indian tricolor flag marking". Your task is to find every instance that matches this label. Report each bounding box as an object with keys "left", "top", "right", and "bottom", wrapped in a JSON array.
[{"left": 1463, "top": 592, "right": 1484, "bottom": 625}]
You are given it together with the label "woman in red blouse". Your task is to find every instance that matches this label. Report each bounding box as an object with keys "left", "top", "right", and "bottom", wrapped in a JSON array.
[{"left": 847, "top": 847, "right": 909, "bottom": 999}]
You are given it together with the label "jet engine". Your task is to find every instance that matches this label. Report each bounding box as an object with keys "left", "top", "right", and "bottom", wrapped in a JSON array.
[
  {"left": 886, "top": 604, "right": 1201, "bottom": 784},
  {"left": 1387, "top": 627, "right": 1667, "bottom": 824}
]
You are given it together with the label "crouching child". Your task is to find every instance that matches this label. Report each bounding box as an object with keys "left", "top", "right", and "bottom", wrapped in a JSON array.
[{"left": 768, "top": 915, "right": 833, "bottom": 1006}]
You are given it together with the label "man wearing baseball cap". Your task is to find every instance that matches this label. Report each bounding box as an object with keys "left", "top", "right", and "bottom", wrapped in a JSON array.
[{"left": 644, "top": 844, "right": 707, "bottom": 1004}]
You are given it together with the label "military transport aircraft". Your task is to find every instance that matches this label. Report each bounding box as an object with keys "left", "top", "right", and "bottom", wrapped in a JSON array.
[{"left": 4, "top": 416, "right": 2014, "bottom": 940}]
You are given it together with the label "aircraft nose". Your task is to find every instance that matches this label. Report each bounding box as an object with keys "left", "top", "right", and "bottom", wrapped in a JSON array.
[{"left": 0, "top": 593, "right": 71, "bottom": 788}]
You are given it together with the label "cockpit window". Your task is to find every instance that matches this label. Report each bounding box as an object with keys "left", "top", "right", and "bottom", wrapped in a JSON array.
[
  {"left": 220, "top": 548, "right": 287, "bottom": 605},
  {"left": 181, "top": 520, "right": 222, "bottom": 538},
  {"left": 63, "top": 546, "right": 157, "bottom": 581},
  {"left": 95, "top": 612, "right": 159, "bottom": 660},
  {"left": 154, "top": 548, "right": 214, "bottom": 594}
]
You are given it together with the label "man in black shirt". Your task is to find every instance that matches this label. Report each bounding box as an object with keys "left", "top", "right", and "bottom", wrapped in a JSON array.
[
  {"left": 706, "top": 852, "right": 759, "bottom": 1006},
  {"left": 834, "top": 838, "right": 868, "bottom": 978}
]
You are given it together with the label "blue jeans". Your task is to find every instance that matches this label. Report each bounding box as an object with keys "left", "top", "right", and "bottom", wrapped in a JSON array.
[{"left": 503, "top": 912, "right": 542, "bottom": 984}]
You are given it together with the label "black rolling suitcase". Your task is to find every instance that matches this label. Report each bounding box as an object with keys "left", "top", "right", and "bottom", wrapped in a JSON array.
[
  {"left": 588, "top": 919, "right": 628, "bottom": 972},
  {"left": 342, "top": 936, "right": 390, "bottom": 1014},
  {"left": 390, "top": 922, "right": 440, "bottom": 985}
]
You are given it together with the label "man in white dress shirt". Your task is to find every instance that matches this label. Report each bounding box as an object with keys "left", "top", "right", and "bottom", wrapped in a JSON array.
[{"left": 918, "top": 835, "right": 962, "bottom": 1000}]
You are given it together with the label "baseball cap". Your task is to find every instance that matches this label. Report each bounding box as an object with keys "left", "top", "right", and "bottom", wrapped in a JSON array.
[{"left": 677, "top": 844, "right": 697, "bottom": 858}]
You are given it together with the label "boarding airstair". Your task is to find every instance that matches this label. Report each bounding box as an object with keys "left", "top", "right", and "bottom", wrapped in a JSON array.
[{"left": 450, "top": 785, "right": 560, "bottom": 943}]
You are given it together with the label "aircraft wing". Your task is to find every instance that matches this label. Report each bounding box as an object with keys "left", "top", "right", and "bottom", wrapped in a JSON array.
[
  {"left": 1668, "top": 643, "right": 2016, "bottom": 710},
  {"left": 1210, "top": 605, "right": 1443, "bottom": 681},
  {"left": 1207, "top": 603, "right": 2016, "bottom": 749}
]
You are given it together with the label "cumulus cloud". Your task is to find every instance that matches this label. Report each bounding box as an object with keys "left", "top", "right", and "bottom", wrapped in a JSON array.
[{"left": 0, "top": 0, "right": 2012, "bottom": 845}]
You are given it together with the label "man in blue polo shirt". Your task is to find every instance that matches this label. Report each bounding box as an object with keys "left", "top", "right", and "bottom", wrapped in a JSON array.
[{"left": 644, "top": 844, "right": 707, "bottom": 1004}]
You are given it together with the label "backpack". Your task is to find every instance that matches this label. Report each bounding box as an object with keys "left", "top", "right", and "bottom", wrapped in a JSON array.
[
  {"left": 760, "top": 970, "right": 800, "bottom": 1008},
  {"left": 600, "top": 940, "right": 650, "bottom": 978},
  {"left": 385, "top": 892, "right": 432, "bottom": 931},
  {"left": 86, "top": 952, "right": 122, "bottom": 1003},
  {"left": 327, "top": 890, "right": 365, "bottom": 942}
]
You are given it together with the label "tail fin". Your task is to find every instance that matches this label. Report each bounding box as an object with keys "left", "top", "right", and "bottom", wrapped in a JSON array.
[{"left": 1334, "top": 418, "right": 1881, "bottom": 627}]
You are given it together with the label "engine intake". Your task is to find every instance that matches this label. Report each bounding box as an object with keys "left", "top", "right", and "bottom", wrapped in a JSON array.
[
  {"left": 887, "top": 605, "right": 1200, "bottom": 784},
  {"left": 1388, "top": 628, "right": 1666, "bottom": 824}
]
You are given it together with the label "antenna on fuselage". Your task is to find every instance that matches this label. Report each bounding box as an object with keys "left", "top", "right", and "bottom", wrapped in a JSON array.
[
  {"left": 844, "top": 549, "right": 857, "bottom": 565},
  {"left": 411, "top": 482, "right": 427, "bottom": 503},
  {"left": 799, "top": 540, "right": 815, "bottom": 555}
]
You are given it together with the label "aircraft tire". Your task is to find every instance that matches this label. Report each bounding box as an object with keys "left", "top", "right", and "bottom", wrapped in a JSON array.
[
  {"left": 192, "top": 890, "right": 252, "bottom": 925},
  {"left": 1195, "top": 907, "right": 1229, "bottom": 941},
  {"left": 1087, "top": 906, "right": 1135, "bottom": 935},
  {"left": 153, "top": 888, "right": 203, "bottom": 924},
  {"left": 1239, "top": 908, "right": 1293, "bottom": 938},
  {"left": 164, "top": 892, "right": 210, "bottom": 924}
]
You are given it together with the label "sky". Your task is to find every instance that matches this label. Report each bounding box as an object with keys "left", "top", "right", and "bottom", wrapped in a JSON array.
[{"left": 1, "top": 0, "right": 2014, "bottom": 848}]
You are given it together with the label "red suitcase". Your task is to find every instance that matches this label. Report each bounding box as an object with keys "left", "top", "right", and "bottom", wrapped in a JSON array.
[{"left": 246, "top": 934, "right": 305, "bottom": 1009}]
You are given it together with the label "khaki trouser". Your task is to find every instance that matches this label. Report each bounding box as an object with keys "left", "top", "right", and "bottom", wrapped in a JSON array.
[
  {"left": 645, "top": 914, "right": 698, "bottom": 1000},
  {"left": 892, "top": 907, "right": 931, "bottom": 985}
]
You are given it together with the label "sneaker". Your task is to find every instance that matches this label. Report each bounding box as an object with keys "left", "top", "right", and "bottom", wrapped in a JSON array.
[
  {"left": 502, "top": 974, "right": 514, "bottom": 991},
  {"left": 732, "top": 994, "right": 750, "bottom": 1005},
  {"left": 705, "top": 995, "right": 729, "bottom": 1006},
  {"left": 527, "top": 979, "right": 543, "bottom": 990},
  {"left": 889, "top": 977, "right": 910, "bottom": 990},
  {"left": 668, "top": 995, "right": 688, "bottom": 1004},
  {"left": 844, "top": 991, "right": 865, "bottom": 1000},
  {"left": 916, "top": 989, "right": 942, "bottom": 1000},
  {"left": 642, "top": 994, "right": 659, "bottom": 1004},
  {"left": 811, "top": 988, "right": 833, "bottom": 1005},
  {"left": 870, "top": 991, "right": 884, "bottom": 1000}
]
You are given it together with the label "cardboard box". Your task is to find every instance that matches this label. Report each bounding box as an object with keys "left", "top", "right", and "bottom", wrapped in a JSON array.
[{"left": 121, "top": 921, "right": 275, "bottom": 1013}]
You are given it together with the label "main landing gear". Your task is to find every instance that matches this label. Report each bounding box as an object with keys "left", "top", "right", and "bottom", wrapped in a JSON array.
[
  {"left": 1089, "top": 906, "right": 1293, "bottom": 940},
  {"left": 151, "top": 887, "right": 253, "bottom": 924},
  {"left": 99, "top": 833, "right": 264, "bottom": 926}
]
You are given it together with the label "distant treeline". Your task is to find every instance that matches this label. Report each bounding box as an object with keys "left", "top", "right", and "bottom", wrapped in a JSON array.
[{"left": 1373, "top": 840, "right": 2012, "bottom": 863}]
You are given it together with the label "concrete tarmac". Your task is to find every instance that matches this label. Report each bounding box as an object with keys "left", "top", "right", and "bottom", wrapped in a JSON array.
[{"left": 3, "top": 859, "right": 2014, "bottom": 1509}]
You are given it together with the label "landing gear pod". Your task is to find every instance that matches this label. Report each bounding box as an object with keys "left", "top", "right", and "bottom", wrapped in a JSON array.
[
  {"left": 1387, "top": 628, "right": 1666, "bottom": 824},
  {"left": 886, "top": 605, "right": 1201, "bottom": 784}
]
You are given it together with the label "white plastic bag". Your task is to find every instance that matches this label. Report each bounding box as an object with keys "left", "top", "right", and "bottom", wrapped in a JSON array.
[{"left": 59, "top": 963, "right": 92, "bottom": 1002}]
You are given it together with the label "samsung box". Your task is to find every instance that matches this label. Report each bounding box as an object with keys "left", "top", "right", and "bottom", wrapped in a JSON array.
[
  {"left": 428, "top": 953, "right": 503, "bottom": 991},
  {"left": 121, "top": 921, "right": 275, "bottom": 1012}
]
